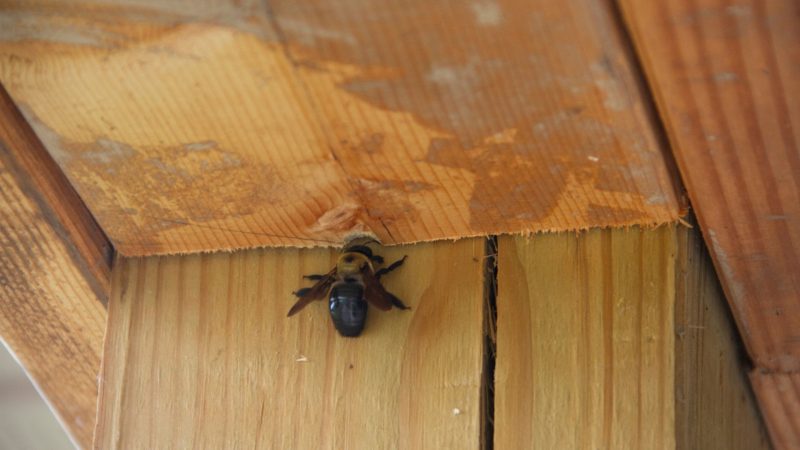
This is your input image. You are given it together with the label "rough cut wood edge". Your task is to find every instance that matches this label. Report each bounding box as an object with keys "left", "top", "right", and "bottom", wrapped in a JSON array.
[
  {"left": 750, "top": 371, "right": 800, "bottom": 450},
  {"left": 0, "top": 92, "right": 108, "bottom": 446},
  {"left": 618, "top": 0, "right": 800, "bottom": 373},
  {"left": 495, "top": 227, "right": 677, "bottom": 449},
  {"left": 0, "top": 83, "right": 112, "bottom": 294},
  {"left": 675, "top": 224, "right": 770, "bottom": 449},
  {"left": 95, "top": 239, "right": 484, "bottom": 449}
]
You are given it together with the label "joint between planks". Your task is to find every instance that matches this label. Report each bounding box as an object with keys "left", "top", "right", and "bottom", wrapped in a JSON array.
[{"left": 480, "top": 236, "right": 498, "bottom": 450}]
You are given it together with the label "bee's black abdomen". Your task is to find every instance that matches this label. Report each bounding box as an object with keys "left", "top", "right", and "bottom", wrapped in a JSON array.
[{"left": 329, "top": 282, "right": 368, "bottom": 337}]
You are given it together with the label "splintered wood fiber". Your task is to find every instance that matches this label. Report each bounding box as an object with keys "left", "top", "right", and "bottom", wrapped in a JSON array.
[{"left": 0, "top": 0, "right": 682, "bottom": 255}]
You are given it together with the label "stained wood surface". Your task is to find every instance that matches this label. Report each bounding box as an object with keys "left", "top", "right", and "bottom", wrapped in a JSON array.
[
  {"left": 620, "top": 1, "right": 800, "bottom": 444},
  {"left": 0, "top": 0, "right": 681, "bottom": 255},
  {"left": 619, "top": 0, "right": 800, "bottom": 373},
  {"left": 675, "top": 223, "right": 770, "bottom": 450},
  {"left": 0, "top": 86, "right": 108, "bottom": 447},
  {"left": 495, "top": 227, "right": 677, "bottom": 449},
  {"left": 750, "top": 371, "right": 800, "bottom": 449},
  {"left": 95, "top": 239, "right": 485, "bottom": 449}
]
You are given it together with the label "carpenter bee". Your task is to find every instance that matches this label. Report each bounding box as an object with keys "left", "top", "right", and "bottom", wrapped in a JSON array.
[{"left": 288, "top": 238, "right": 409, "bottom": 337}]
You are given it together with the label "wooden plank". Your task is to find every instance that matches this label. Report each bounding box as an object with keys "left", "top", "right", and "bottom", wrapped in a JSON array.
[
  {"left": 619, "top": 1, "right": 800, "bottom": 443},
  {"left": 675, "top": 223, "right": 770, "bottom": 450},
  {"left": 0, "top": 87, "right": 109, "bottom": 446},
  {"left": 618, "top": 0, "right": 800, "bottom": 373},
  {"left": 95, "top": 239, "right": 485, "bottom": 449},
  {"left": 495, "top": 226, "right": 769, "bottom": 448},
  {"left": 750, "top": 371, "right": 800, "bottom": 449},
  {"left": 0, "top": 84, "right": 111, "bottom": 293},
  {"left": 495, "top": 227, "right": 677, "bottom": 449},
  {"left": 0, "top": 0, "right": 681, "bottom": 255}
]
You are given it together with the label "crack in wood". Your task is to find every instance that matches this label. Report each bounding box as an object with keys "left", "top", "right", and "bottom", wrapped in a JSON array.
[{"left": 481, "top": 236, "right": 498, "bottom": 450}]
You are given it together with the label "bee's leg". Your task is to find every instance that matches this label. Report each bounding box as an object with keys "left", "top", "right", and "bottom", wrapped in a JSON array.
[
  {"left": 370, "top": 254, "right": 384, "bottom": 264},
  {"left": 388, "top": 292, "right": 410, "bottom": 310},
  {"left": 375, "top": 255, "right": 407, "bottom": 279},
  {"left": 303, "top": 274, "right": 326, "bottom": 280},
  {"left": 292, "top": 287, "right": 312, "bottom": 297}
]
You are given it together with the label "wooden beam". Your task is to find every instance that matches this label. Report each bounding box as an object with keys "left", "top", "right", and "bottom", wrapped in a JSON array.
[
  {"left": 618, "top": 0, "right": 800, "bottom": 371},
  {"left": 95, "top": 239, "right": 485, "bottom": 449},
  {"left": 619, "top": 1, "right": 800, "bottom": 444},
  {"left": 675, "top": 223, "right": 770, "bottom": 449},
  {"left": 750, "top": 371, "right": 800, "bottom": 449},
  {"left": 494, "top": 226, "right": 769, "bottom": 449},
  {"left": 0, "top": 84, "right": 111, "bottom": 295},
  {"left": 495, "top": 227, "right": 677, "bottom": 449},
  {"left": 94, "top": 226, "right": 769, "bottom": 448},
  {"left": 0, "top": 86, "right": 109, "bottom": 448}
]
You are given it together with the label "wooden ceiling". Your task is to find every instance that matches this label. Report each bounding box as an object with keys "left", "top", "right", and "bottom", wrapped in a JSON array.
[
  {"left": 0, "top": 0, "right": 682, "bottom": 255},
  {"left": 0, "top": 0, "right": 797, "bottom": 447}
]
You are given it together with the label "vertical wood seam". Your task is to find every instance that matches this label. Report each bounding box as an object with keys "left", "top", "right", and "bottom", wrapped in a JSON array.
[{"left": 481, "top": 236, "right": 498, "bottom": 450}]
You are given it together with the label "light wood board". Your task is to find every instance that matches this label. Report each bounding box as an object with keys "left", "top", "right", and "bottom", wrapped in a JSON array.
[
  {"left": 0, "top": 86, "right": 108, "bottom": 448},
  {"left": 675, "top": 223, "right": 770, "bottom": 450},
  {"left": 95, "top": 239, "right": 485, "bottom": 449},
  {"left": 0, "top": 0, "right": 681, "bottom": 255},
  {"left": 495, "top": 227, "right": 677, "bottom": 449},
  {"left": 494, "top": 226, "right": 769, "bottom": 449}
]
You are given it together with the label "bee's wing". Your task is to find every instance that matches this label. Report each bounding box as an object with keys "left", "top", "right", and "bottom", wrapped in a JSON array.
[
  {"left": 360, "top": 264, "right": 409, "bottom": 311},
  {"left": 287, "top": 268, "right": 337, "bottom": 316}
]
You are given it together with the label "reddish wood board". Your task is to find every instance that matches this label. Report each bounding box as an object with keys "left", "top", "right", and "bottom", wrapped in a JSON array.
[
  {"left": 620, "top": 0, "right": 800, "bottom": 446},
  {"left": 750, "top": 371, "right": 800, "bottom": 449},
  {"left": 621, "top": 0, "right": 800, "bottom": 372}
]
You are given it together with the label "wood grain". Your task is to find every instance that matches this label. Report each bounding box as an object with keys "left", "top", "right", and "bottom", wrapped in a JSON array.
[
  {"left": 0, "top": 0, "right": 681, "bottom": 255},
  {"left": 750, "top": 371, "right": 800, "bottom": 449},
  {"left": 675, "top": 222, "right": 770, "bottom": 450},
  {"left": 0, "top": 89, "right": 108, "bottom": 447},
  {"left": 620, "top": 1, "right": 800, "bottom": 444},
  {"left": 0, "top": 83, "right": 112, "bottom": 295},
  {"left": 619, "top": 0, "right": 800, "bottom": 373},
  {"left": 95, "top": 239, "right": 485, "bottom": 449},
  {"left": 494, "top": 226, "right": 769, "bottom": 449},
  {"left": 495, "top": 227, "right": 677, "bottom": 449}
]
